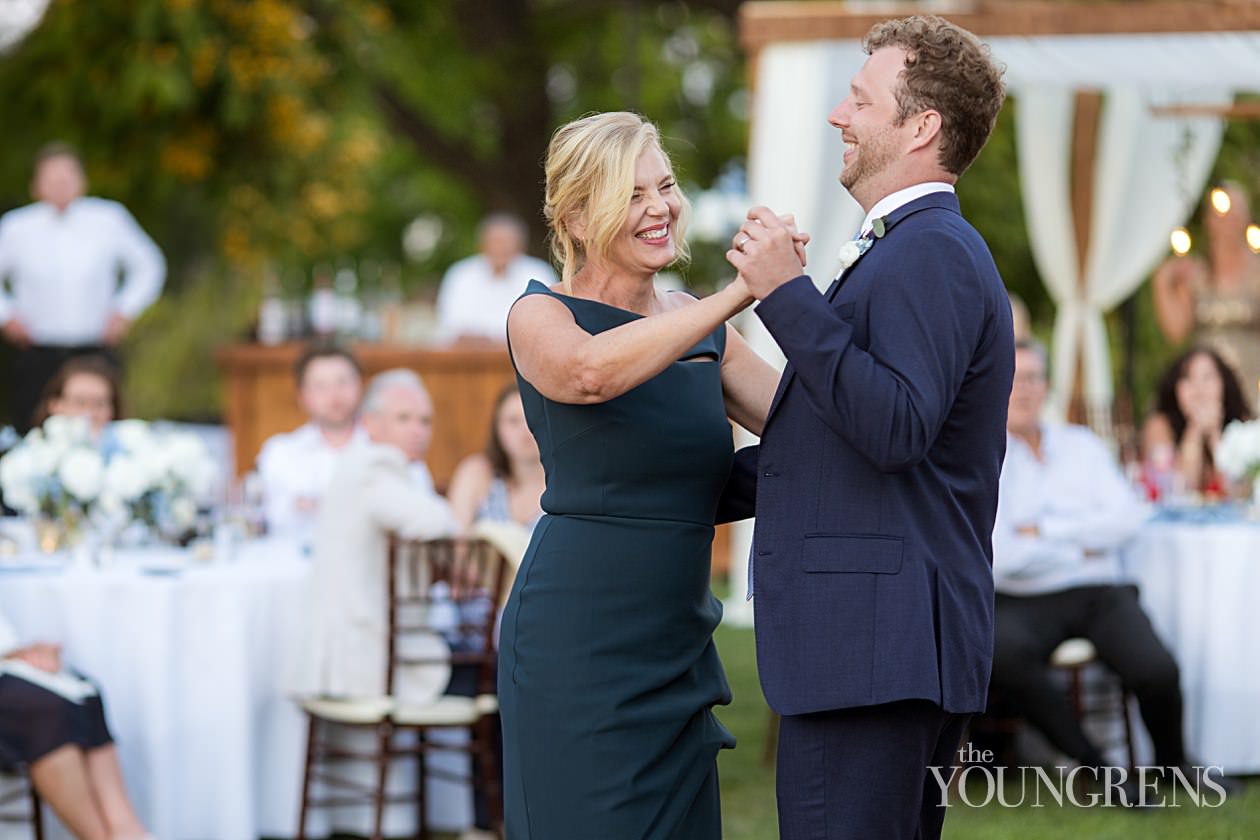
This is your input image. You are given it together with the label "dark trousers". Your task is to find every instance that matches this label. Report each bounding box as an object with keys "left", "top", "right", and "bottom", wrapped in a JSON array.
[
  {"left": 11, "top": 344, "right": 115, "bottom": 432},
  {"left": 991, "top": 584, "right": 1186, "bottom": 768},
  {"left": 777, "top": 699, "right": 969, "bottom": 840}
]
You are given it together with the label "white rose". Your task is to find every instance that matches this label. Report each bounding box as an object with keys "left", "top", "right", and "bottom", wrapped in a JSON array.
[
  {"left": 134, "top": 446, "right": 174, "bottom": 489},
  {"left": 0, "top": 446, "right": 41, "bottom": 513},
  {"left": 837, "top": 240, "right": 862, "bottom": 269},
  {"left": 104, "top": 454, "right": 152, "bottom": 502},
  {"left": 111, "top": 419, "right": 155, "bottom": 454},
  {"left": 43, "top": 414, "right": 91, "bottom": 446},
  {"left": 59, "top": 448, "right": 105, "bottom": 502},
  {"left": 30, "top": 435, "right": 68, "bottom": 474}
]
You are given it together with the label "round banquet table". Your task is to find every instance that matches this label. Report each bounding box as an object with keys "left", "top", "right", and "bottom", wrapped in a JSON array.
[
  {"left": 0, "top": 532, "right": 473, "bottom": 839},
  {"left": 1122, "top": 514, "right": 1260, "bottom": 775}
]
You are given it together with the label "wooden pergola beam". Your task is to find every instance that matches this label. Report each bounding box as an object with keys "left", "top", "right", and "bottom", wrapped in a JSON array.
[{"left": 740, "top": 1, "right": 1260, "bottom": 53}]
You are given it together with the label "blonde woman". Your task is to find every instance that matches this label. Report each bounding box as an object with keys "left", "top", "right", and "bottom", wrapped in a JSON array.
[{"left": 497, "top": 112, "right": 794, "bottom": 839}]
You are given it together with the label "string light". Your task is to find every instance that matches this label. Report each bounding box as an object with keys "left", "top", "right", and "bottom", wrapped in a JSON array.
[
  {"left": 1209, "top": 187, "right": 1232, "bottom": 215},
  {"left": 1247, "top": 224, "right": 1260, "bottom": 254},
  {"left": 1170, "top": 227, "right": 1192, "bottom": 256}
]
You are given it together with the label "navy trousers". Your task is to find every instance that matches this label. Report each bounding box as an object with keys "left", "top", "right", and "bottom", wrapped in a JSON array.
[{"left": 777, "top": 699, "right": 969, "bottom": 840}]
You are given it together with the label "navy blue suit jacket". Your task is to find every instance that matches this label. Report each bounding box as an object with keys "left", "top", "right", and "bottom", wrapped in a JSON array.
[{"left": 748, "top": 191, "right": 1014, "bottom": 716}]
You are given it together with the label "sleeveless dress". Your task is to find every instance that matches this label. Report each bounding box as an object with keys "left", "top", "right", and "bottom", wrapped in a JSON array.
[{"left": 498, "top": 280, "right": 736, "bottom": 839}]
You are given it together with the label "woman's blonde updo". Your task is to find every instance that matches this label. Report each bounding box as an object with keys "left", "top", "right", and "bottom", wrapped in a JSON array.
[{"left": 543, "top": 111, "right": 690, "bottom": 287}]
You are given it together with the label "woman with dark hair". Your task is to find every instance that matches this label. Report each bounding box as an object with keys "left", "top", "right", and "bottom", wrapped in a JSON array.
[
  {"left": 30, "top": 354, "right": 122, "bottom": 439},
  {"left": 1141, "top": 346, "right": 1252, "bottom": 497},
  {"left": 447, "top": 384, "right": 544, "bottom": 533}
]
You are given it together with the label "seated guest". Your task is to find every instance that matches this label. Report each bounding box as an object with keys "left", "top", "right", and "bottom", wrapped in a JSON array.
[
  {"left": 0, "top": 610, "right": 151, "bottom": 840},
  {"left": 435, "top": 214, "right": 557, "bottom": 344},
  {"left": 992, "top": 339, "right": 1187, "bottom": 773},
  {"left": 30, "top": 354, "right": 121, "bottom": 441},
  {"left": 256, "top": 344, "right": 366, "bottom": 537},
  {"left": 293, "top": 369, "right": 457, "bottom": 699},
  {"left": 1141, "top": 346, "right": 1252, "bottom": 499},
  {"left": 447, "top": 384, "right": 544, "bottom": 534}
]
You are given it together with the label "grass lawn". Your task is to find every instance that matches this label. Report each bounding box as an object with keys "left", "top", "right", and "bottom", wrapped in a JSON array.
[{"left": 713, "top": 623, "right": 1260, "bottom": 840}]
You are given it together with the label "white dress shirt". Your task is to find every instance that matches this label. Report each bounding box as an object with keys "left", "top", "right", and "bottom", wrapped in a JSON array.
[
  {"left": 292, "top": 441, "right": 457, "bottom": 697},
  {"left": 256, "top": 423, "right": 370, "bottom": 537},
  {"left": 435, "top": 252, "right": 557, "bottom": 342},
  {"left": 993, "top": 423, "right": 1150, "bottom": 596},
  {"left": 0, "top": 197, "right": 166, "bottom": 345},
  {"left": 859, "top": 181, "right": 955, "bottom": 236}
]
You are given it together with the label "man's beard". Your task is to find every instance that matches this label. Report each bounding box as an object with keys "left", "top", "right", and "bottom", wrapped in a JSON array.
[{"left": 840, "top": 125, "right": 898, "bottom": 194}]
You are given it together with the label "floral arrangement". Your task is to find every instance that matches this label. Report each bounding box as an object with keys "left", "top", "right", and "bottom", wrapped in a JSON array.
[
  {"left": 1215, "top": 419, "right": 1260, "bottom": 501},
  {"left": 0, "top": 416, "right": 105, "bottom": 523},
  {"left": 97, "top": 420, "right": 217, "bottom": 538},
  {"left": 0, "top": 416, "right": 217, "bottom": 544}
]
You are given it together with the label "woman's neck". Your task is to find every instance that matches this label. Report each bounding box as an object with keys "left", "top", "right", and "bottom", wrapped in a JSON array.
[{"left": 570, "top": 261, "right": 658, "bottom": 315}]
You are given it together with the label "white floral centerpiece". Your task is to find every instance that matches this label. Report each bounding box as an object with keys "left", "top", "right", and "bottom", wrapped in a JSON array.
[
  {"left": 1214, "top": 418, "right": 1260, "bottom": 505},
  {"left": 0, "top": 417, "right": 217, "bottom": 550},
  {"left": 96, "top": 420, "right": 217, "bottom": 542},
  {"left": 0, "top": 416, "right": 105, "bottom": 549}
]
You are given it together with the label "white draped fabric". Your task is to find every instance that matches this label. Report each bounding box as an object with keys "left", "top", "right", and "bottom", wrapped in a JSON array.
[{"left": 1017, "top": 86, "right": 1228, "bottom": 419}]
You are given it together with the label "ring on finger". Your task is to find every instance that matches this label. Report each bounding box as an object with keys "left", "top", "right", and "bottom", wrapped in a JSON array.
[{"left": 736, "top": 234, "right": 750, "bottom": 251}]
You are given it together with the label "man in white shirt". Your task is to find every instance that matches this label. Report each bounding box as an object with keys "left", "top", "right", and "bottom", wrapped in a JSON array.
[
  {"left": 993, "top": 338, "right": 1186, "bottom": 772},
  {"left": 435, "top": 214, "right": 556, "bottom": 344},
  {"left": 0, "top": 143, "right": 165, "bottom": 430},
  {"left": 294, "top": 368, "right": 456, "bottom": 698},
  {"left": 256, "top": 346, "right": 367, "bottom": 538}
]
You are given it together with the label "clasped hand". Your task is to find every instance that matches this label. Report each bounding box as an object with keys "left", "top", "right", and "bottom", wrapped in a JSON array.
[{"left": 727, "top": 206, "right": 811, "bottom": 300}]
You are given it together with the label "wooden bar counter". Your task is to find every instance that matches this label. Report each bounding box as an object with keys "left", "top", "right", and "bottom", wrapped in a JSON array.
[
  {"left": 214, "top": 342, "right": 516, "bottom": 489},
  {"left": 214, "top": 341, "right": 731, "bottom": 573}
]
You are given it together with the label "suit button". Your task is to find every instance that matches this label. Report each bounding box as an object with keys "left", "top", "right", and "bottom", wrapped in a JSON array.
[{"left": 762, "top": 471, "right": 776, "bottom": 478}]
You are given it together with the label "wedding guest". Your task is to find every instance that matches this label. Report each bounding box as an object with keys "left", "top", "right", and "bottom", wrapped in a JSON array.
[
  {"left": 1141, "top": 346, "right": 1252, "bottom": 498},
  {"left": 256, "top": 344, "right": 367, "bottom": 537},
  {"left": 0, "top": 610, "right": 152, "bottom": 840},
  {"left": 993, "top": 339, "right": 1187, "bottom": 776},
  {"left": 435, "top": 214, "right": 557, "bottom": 344},
  {"left": 447, "top": 385, "right": 544, "bottom": 534},
  {"left": 0, "top": 143, "right": 165, "bottom": 432},
  {"left": 293, "top": 369, "right": 457, "bottom": 698},
  {"left": 30, "top": 354, "right": 122, "bottom": 439}
]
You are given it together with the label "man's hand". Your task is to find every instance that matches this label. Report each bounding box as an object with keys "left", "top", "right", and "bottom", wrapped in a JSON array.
[
  {"left": 10, "top": 642, "right": 61, "bottom": 673},
  {"left": 103, "top": 313, "right": 131, "bottom": 346},
  {"left": 726, "top": 207, "right": 811, "bottom": 300},
  {"left": 2, "top": 318, "right": 32, "bottom": 349}
]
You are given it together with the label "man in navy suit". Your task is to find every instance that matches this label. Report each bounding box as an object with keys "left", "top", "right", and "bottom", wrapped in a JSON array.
[{"left": 726, "top": 16, "right": 1013, "bottom": 840}]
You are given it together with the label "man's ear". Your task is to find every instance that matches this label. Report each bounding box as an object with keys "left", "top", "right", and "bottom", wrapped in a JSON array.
[{"left": 907, "top": 110, "right": 943, "bottom": 155}]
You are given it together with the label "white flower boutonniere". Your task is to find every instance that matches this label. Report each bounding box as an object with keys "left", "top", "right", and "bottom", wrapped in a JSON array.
[{"left": 836, "top": 215, "right": 889, "bottom": 272}]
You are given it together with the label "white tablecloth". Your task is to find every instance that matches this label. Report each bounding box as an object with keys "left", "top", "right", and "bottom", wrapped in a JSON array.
[
  {"left": 0, "top": 535, "right": 473, "bottom": 840},
  {"left": 1124, "top": 518, "right": 1260, "bottom": 774}
]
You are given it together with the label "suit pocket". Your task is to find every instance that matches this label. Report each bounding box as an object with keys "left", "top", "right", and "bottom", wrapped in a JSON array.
[{"left": 801, "top": 533, "right": 904, "bottom": 574}]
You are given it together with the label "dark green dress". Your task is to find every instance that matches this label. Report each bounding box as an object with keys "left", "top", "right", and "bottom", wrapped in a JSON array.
[{"left": 498, "top": 280, "right": 735, "bottom": 839}]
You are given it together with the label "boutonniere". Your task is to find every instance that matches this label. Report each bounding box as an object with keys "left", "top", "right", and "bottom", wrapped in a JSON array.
[{"left": 836, "top": 216, "right": 887, "bottom": 271}]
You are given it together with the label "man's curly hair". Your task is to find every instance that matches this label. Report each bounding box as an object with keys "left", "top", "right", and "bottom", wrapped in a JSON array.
[{"left": 864, "top": 15, "right": 1006, "bottom": 176}]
